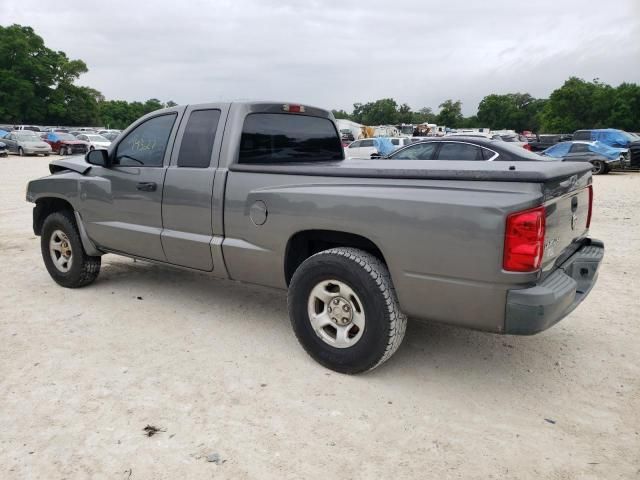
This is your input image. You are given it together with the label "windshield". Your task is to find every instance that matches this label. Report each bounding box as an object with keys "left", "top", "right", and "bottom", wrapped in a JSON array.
[{"left": 57, "top": 133, "right": 76, "bottom": 141}]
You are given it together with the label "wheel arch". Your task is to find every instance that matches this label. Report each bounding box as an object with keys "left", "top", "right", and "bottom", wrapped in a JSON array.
[
  {"left": 33, "top": 196, "right": 75, "bottom": 235},
  {"left": 284, "top": 229, "right": 387, "bottom": 286}
]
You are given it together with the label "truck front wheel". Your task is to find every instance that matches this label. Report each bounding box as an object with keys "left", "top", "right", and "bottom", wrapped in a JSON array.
[
  {"left": 288, "top": 247, "right": 407, "bottom": 374},
  {"left": 41, "top": 210, "right": 101, "bottom": 288}
]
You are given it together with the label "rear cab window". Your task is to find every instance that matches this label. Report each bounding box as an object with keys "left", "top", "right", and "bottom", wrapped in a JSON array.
[
  {"left": 177, "top": 109, "right": 221, "bottom": 168},
  {"left": 239, "top": 113, "right": 343, "bottom": 164}
]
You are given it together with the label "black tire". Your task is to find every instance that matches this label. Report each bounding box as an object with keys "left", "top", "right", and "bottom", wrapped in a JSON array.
[
  {"left": 41, "top": 210, "right": 101, "bottom": 288},
  {"left": 591, "top": 160, "right": 605, "bottom": 175},
  {"left": 18, "top": 147, "right": 24, "bottom": 157},
  {"left": 59, "top": 147, "right": 67, "bottom": 156},
  {"left": 44, "top": 153, "right": 50, "bottom": 157},
  {"left": 288, "top": 247, "right": 407, "bottom": 374}
]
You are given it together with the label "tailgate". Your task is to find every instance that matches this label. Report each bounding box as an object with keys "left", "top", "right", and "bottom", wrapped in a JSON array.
[{"left": 540, "top": 171, "right": 592, "bottom": 277}]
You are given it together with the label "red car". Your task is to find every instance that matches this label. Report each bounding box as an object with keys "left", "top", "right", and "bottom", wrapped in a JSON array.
[{"left": 43, "top": 132, "right": 89, "bottom": 155}]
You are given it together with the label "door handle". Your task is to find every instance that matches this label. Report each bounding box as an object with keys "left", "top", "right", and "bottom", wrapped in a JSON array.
[{"left": 136, "top": 182, "right": 157, "bottom": 192}]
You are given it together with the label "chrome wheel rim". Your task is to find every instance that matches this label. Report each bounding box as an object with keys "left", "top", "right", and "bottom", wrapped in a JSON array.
[
  {"left": 592, "top": 162, "right": 603, "bottom": 174},
  {"left": 307, "top": 279, "right": 365, "bottom": 348},
  {"left": 49, "top": 229, "right": 73, "bottom": 272}
]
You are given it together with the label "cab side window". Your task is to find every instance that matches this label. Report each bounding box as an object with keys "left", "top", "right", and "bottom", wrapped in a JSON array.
[
  {"left": 177, "top": 109, "right": 221, "bottom": 168},
  {"left": 115, "top": 114, "right": 177, "bottom": 167}
]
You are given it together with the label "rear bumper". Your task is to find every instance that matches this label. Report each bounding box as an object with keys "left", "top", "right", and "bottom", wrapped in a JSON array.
[{"left": 504, "top": 239, "right": 604, "bottom": 335}]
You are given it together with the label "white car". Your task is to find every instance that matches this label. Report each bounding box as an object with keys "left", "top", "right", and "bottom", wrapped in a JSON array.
[
  {"left": 389, "top": 137, "right": 414, "bottom": 149},
  {"left": 345, "top": 138, "right": 378, "bottom": 159},
  {"left": 76, "top": 133, "right": 111, "bottom": 150}
]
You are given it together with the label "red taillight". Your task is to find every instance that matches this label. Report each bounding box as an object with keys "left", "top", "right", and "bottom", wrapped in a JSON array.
[
  {"left": 523, "top": 143, "right": 532, "bottom": 151},
  {"left": 586, "top": 185, "right": 593, "bottom": 228},
  {"left": 282, "top": 104, "right": 305, "bottom": 113},
  {"left": 503, "top": 206, "right": 546, "bottom": 272}
]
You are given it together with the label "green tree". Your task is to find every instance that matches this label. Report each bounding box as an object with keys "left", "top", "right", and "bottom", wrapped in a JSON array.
[
  {"left": 352, "top": 98, "right": 399, "bottom": 125},
  {"left": 331, "top": 109, "right": 351, "bottom": 120},
  {"left": 0, "top": 24, "right": 89, "bottom": 123},
  {"left": 410, "top": 107, "right": 435, "bottom": 124},
  {"left": 397, "top": 103, "right": 413, "bottom": 123},
  {"left": 607, "top": 82, "right": 640, "bottom": 131},
  {"left": 165, "top": 100, "right": 178, "bottom": 108},
  {"left": 539, "top": 77, "right": 616, "bottom": 132},
  {"left": 477, "top": 93, "right": 545, "bottom": 131},
  {"left": 436, "top": 99, "right": 463, "bottom": 128}
]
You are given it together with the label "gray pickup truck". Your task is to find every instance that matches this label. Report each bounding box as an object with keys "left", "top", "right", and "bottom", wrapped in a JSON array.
[{"left": 26, "top": 102, "right": 604, "bottom": 373}]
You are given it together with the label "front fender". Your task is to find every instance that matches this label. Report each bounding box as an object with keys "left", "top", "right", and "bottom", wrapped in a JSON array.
[{"left": 26, "top": 171, "right": 82, "bottom": 205}]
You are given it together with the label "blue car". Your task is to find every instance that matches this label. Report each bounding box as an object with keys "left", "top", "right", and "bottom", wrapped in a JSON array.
[
  {"left": 541, "top": 140, "right": 625, "bottom": 174},
  {"left": 572, "top": 128, "right": 639, "bottom": 149}
]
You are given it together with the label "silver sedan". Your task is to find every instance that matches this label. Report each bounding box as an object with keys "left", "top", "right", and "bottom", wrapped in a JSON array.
[{"left": 3, "top": 131, "right": 52, "bottom": 156}]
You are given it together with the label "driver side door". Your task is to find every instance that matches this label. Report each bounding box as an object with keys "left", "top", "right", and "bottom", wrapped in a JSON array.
[{"left": 80, "top": 111, "right": 182, "bottom": 261}]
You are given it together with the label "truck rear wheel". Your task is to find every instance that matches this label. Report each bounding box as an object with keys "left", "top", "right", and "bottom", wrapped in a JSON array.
[
  {"left": 41, "top": 210, "right": 101, "bottom": 288},
  {"left": 288, "top": 247, "right": 407, "bottom": 374}
]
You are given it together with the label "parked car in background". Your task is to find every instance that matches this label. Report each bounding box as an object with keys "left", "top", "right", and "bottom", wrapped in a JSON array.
[
  {"left": 3, "top": 131, "right": 52, "bottom": 156},
  {"left": 14, "top": 125, "right": 42, "bottom": 132},
  {"left": 0, "top": 141, "right": 8, "bottom": 157},
  {"left": 101, "top": 132, "right": 121, "bottom": 142},
  {"left": 98, "top": 129, "right": 121, "bottom": 137},
  {"left": 345, "top": 137, "right": 399, "bottom": 159},
  {"left": 69, "top": 130, "right": 97, "bottom": 137},
  {"left": 43, "top": 132, "right": 89, "bottom": 155},
  {"left": 75, "top": 133, "right": 111, "bottom": 150},
  {"left": 629, "top": 139, "right": 640, "bottom": 168},
  {"left": 345, "top": 138, "right": 379, "bottom": 158},
  {"left": 378, "top": 137, "right": 545, "bottom": 162},
  {"left": 446, "top": 131, "right": 499, "bottom": 139},
  {"left": 528, "top": 134, "right": 573, "bottom": 152},
  {"left": 573, "top": 129, "right": 639, "bottom": 149},
  {"left": 390, "top": 137, "right": 414, "bottom": 148},
  {"left": 493, "top": 131, "right": 532, "bottom": 150},
  {"left": 540, "top": 141, "right": 624, "bottom": 174}
]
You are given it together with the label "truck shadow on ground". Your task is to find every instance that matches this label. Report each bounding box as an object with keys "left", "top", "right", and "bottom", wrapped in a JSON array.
[{"left": 95, "top": 257, "right": 577, "bottom": 385}]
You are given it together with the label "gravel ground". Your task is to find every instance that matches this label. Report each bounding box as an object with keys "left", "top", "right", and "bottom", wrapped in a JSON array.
[{"left": 0, "top": 155, "right": 638, "bottom": 479}]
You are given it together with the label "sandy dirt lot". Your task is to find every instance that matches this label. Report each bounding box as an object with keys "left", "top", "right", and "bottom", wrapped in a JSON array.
[{"left": 0, "top": 155, "right": 638, "bottom": 479}]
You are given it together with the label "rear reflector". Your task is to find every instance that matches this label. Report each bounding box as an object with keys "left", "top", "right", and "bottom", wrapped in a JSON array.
[
  {"left": 503, "top": 206, "right": 546, "bottom": 272},
  {"left": 586, "top": 185, "right": 593, "bottom": 228},
  {"left": 282, "top": 104, "right": 305, "bottom": 113}
]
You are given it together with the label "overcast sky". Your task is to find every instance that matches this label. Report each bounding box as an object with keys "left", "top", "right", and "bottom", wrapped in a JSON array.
[{"left": 6, "top": 0, "right": 640, "bottom": 115}]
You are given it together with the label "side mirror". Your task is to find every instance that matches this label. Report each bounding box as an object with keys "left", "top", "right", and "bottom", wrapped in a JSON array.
[{"left": 86, "top": 148, "right": 109, "bottom": 167}]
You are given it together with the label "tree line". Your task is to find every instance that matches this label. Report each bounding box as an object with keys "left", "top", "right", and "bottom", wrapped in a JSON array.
[
  {"left": 2, "top": 24, "right": 639, "bottom": 133},
  {"left": 334, "top": 78, "right": 640, "bottom": 133}
]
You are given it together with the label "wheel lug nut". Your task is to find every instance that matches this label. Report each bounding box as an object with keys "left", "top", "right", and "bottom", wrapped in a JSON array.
[
  {"left": 343, "top": 305, "right": 350, "bottom": 312},
  {"left": 333, "top": 299, "right": 339, "bottom": 305},
  {"left": 342, "top": 317, "right": 348, "bottom": 324},
  {"left": 328, "top": 307, "right": 332, "bottom": 313}
]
